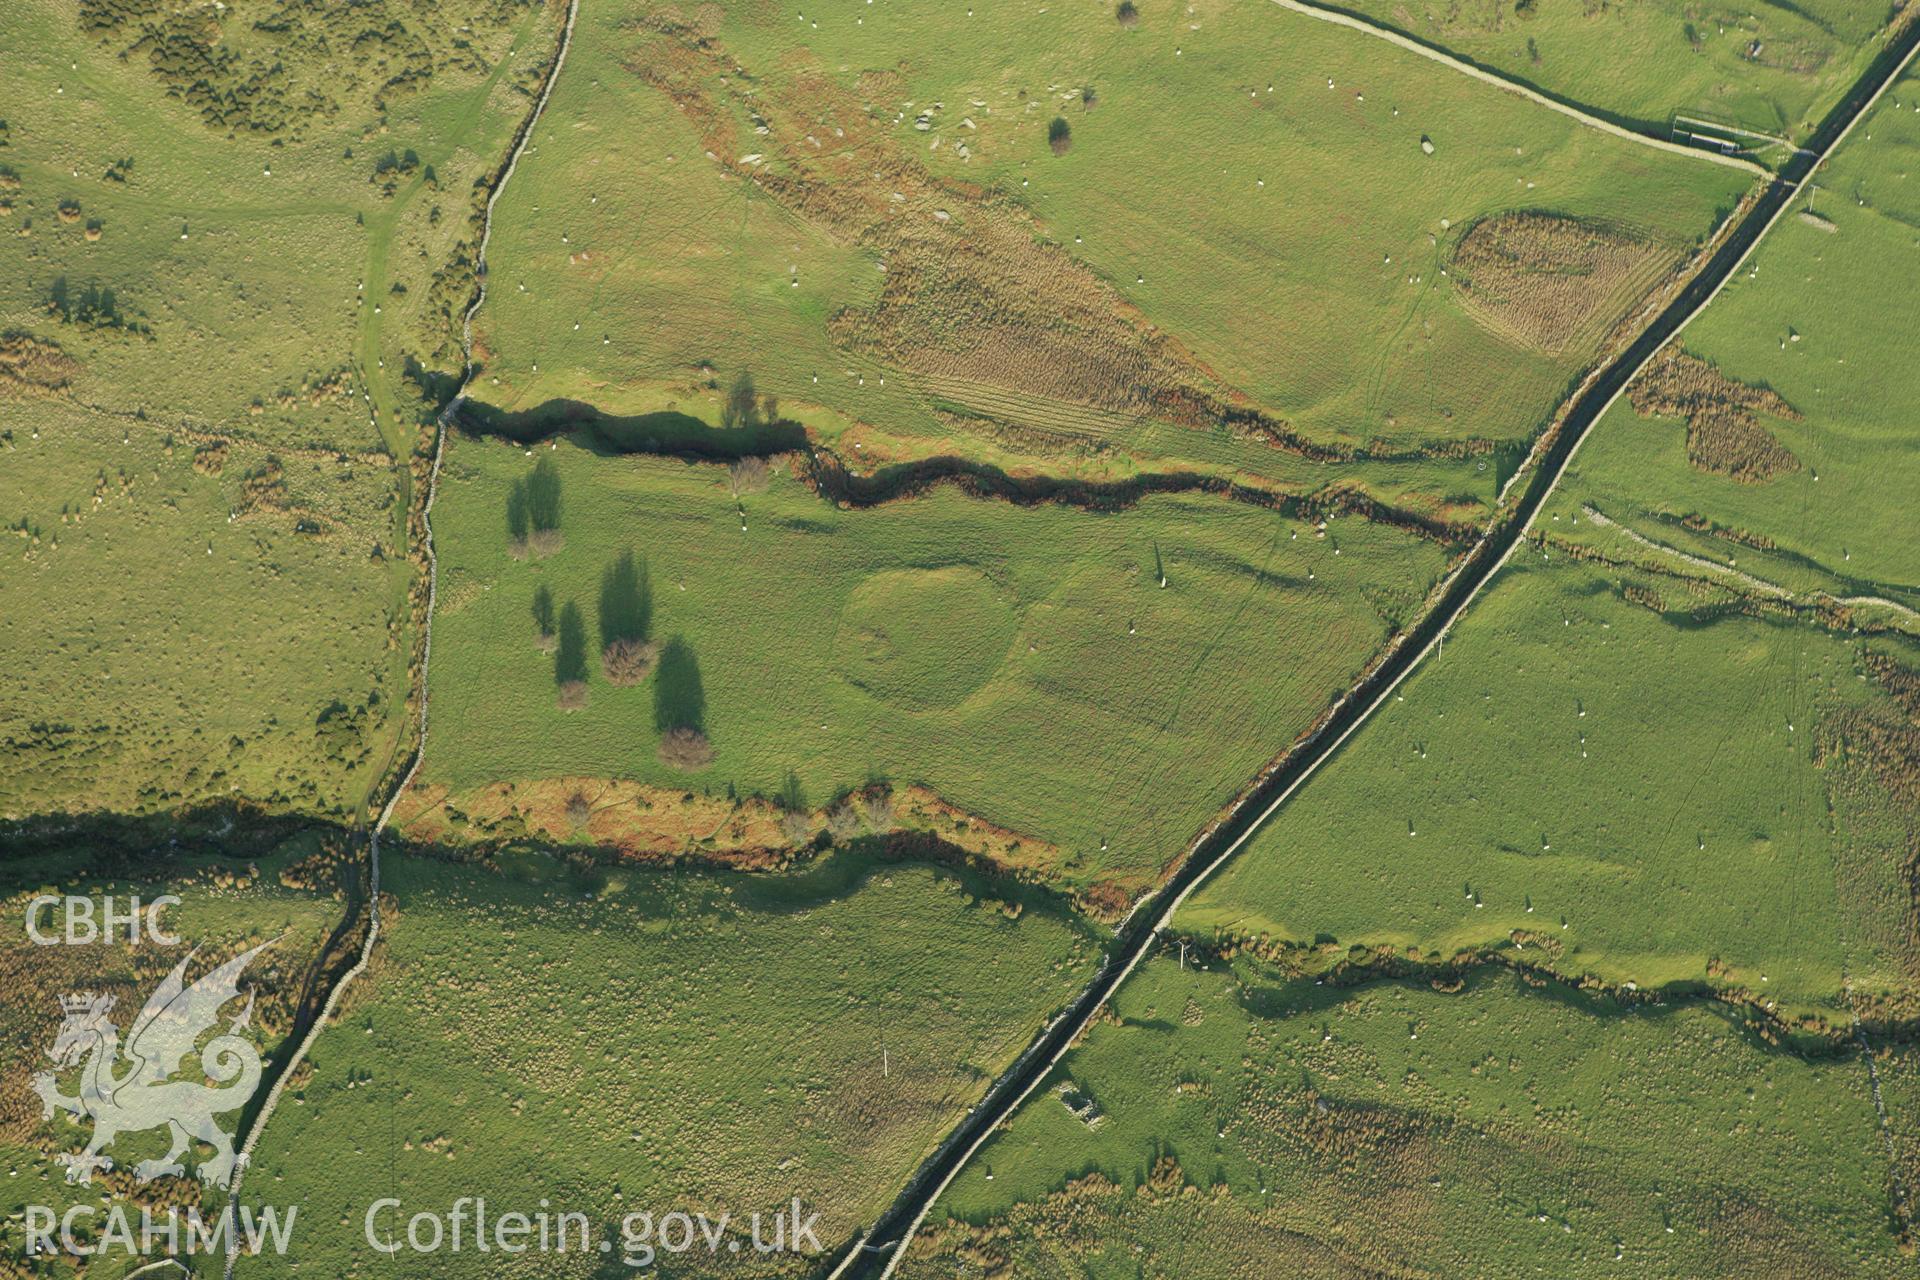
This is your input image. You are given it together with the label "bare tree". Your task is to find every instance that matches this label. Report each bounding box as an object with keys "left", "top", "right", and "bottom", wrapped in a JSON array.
[
  {"left": 554, "top": 600, "right": 588, "bottom": 708},
  {"left": 565, "top": 791, "right": 592, "bottom": 833},
  {"left": 729, "top": 455, "right": 770, "bottom": 495},
  {"left": 658, "top": 727, "right": 714, "bottom": 771},
  {"left": 861, "top": 788, "right": 895, "bottom": 834},
  {"left": 780, "top": 809, "right": 813, "bottom": 847},
  {"left": 826, "top": 799, "right": 862, "bottom": 844},
  {"left": 603, "top": 637, "right": 658, "bottom": 685}
]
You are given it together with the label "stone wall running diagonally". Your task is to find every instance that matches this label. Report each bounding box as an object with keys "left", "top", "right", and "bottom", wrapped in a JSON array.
[{"left": 836, "top": 18, "right": 1920, "bottom": 1279}]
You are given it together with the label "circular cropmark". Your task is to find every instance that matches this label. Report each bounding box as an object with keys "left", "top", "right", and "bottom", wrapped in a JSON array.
[{"left": 833, "top": 567, "right": 1017, "bottom": 711}]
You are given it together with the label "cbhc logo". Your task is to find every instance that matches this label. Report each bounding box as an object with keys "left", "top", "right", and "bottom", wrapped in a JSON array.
[{"left": 25, "top": 896, "right": 181, "bottom": 946}]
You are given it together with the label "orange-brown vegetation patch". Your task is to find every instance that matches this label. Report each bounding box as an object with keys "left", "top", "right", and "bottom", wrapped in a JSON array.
[
  {"left": 192, "top": 441, "right": 229, "bottom": 475},
  {"left": 1822, "top": 666, "right": 1920, "bottom": 814},
  {"left": 1452, "top": 212, "right": 1673, "bottom": 354},
  {"left": 394, "top": 777, "right": 1071, "bottom": 885},
  {"left": 256, "top": 369, "right": 355, "bottom": 412},
  {"left": 0, "top": 332, "right": 78, "bottom": 398},
  {"left": 1868, "top": 653, "right": 1920, "bottom": 722},
  {"left": 624, "top": 15, "right": 1302, "bottom": 449},
  {"left": 887, "top": 785, "right": 1066, "bottom": 880},
  {"left": 408, "top": 777, "right": 875, "bottom": 861},
  {"left": 240, "top": 458, "right": 290, "bottom": 512},
  {"left": 1629, "top": 347, "right": 1801, "bottom": 482},
  {"left": 1077, "top": 875, "right": 1144, "bottom": 921}
]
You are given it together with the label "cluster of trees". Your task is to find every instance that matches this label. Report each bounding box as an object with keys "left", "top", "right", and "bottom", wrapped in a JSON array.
[
  {"left": 502, "top": 364, "right": 797, "bottom": 769},
  {"left": 768, "top": 779, "right": 896, "bottom": 850},
  {"left": 519, "top": 524, "right": 710, "bottom": 769},
  {"left": 47, "top": 278, "right": 145, "bottom": 334},
  {"left": 598, "top": 550, "right": 654, "bottom": 685},
  {"left": 313, "top": 696, "right": 375, "bottom": 769},
  {"left": 370, "top": 149, "right": 435, "bottom": 197},
  {"left": 824, "top": 788, "right": 894, "bottom": 843},
  {"left": 137, "top": 18, "right": 322, "bottom": 137}
]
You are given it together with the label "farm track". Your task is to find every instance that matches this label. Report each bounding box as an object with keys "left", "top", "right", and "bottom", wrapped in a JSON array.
[
  {"left": 837, "top": 19, "right": 1920, "bottom": 1278},
  {"left": 218, "top": 0, "right": 581, "bottom": 1270},
  {"left": 1579, "top": 504, "right": 1794, "bottom": 598},
  {"left": 1571, "top": 508, "right": 1920, "bottom": 632},
  {"left": 1266, "top": 0, "right": 1770, "bottom": 174},
  {"left": 1543, "top": 536, "right": 1920, "bottom": 648}
]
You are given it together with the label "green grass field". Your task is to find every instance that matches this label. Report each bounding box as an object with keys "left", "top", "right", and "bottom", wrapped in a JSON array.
[
  {"left": 0, "top": 0, "right": 562, "bottom": 822},
  {"left": 1181, "top": 554, "right": 1920, "bottom": 1019},
  {"left": 943, "top": 79, "right": 1920, "bottom": 1271},
  {"left": 468, "top": 0, "right": 1749, "bottom": 492},
  {"left": 1, "top": 401, "right": 406, "bottom": 820},
  {"left": 1873, "top": 1039, "right": 1920, "bottom": 1228},
  {"left": 903, "top": 955, "right": 1905, "bottom": 1278},
  {"left": 0, "top": 0, "right": 554, "bottom": 452},
  {"left": 415, "top": 431, "right": 1450, "bottom": 900},
  {"left": 1550, "top": 66, "right": 1920, "bottom": 596},
  {"left": 235, "top": 849, "right": 1098, "bottom": 1278},
  {"left": 1338, "top": 0, "right": 1892, "bottom": 147},
  {"left": 5, "top": 0, "right": 1916, "bottom": 1274}
]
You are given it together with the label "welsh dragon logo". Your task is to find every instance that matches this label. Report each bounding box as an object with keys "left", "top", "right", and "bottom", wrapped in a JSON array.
[{"left": 33, "top": 940, "right": 273, "bottom": 1189}]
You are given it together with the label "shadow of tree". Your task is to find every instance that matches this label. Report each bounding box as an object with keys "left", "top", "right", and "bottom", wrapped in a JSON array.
[
  {"left": 527, "top": 456, "right": 562, "bottom": 532},
  {"left": 554, "top": 601, "right": 588, "bottom": 686},
  {"left": 531, "top": 583, "right": 555, "bottom": 639},
  {"left": 653, "top": 636, "right": 705, "bottom": 733},
  {"left": 506, "top": 479, "right": 529, "bottom": 546},
  {"left": 598, "top": 551, "right": 652, "bottom": 648}
]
